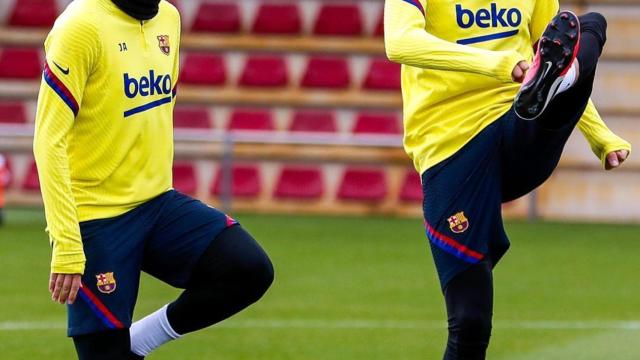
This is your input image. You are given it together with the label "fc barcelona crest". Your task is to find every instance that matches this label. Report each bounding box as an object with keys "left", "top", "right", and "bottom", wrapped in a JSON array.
[
  {"left": 447, "top": 212, "right": 469, "bottom": 234},
  {"left": 96, "top": 272, "right": 117, "bottom": 294},
  {"left": 157, "top": 35, "right": 170, "bottom": 56}
]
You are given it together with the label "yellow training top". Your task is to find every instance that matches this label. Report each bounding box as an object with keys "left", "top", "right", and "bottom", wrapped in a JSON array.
[
  {"left": 384, "top": 0, "right": 631, "bottom": 174},
  {"left": 33, "top": 0, "right": 180, "bottom": 274}
]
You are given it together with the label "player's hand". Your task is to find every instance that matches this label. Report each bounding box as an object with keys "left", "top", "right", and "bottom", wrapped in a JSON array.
[
  {"left": 605, "top": 150, "right": 629, "bottom": 170},
  {"left": 49, "top": 273, "right": 82, "bottom": 305},
  {"left": 512, "top": 61, "right": 530, "bottom": 83}
]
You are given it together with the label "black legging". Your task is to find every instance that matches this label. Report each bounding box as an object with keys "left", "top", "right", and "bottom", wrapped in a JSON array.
[
  {"left": 443, "top": 261, "right": 493, "bottom": 360},
  {"left": 73, "top": 225, "right": 274, "bottom": 360}
]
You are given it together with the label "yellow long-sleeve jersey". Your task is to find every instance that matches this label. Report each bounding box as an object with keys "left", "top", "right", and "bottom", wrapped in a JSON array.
[
  {"left": 385, "top": 0, "right": 631, "bottom": 174},
  {"left": 34, "top": 0, "right": 180, "bottom": 274}
]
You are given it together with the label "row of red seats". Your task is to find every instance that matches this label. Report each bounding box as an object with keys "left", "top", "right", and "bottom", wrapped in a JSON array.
[
  {"left": 7, "top": 1, "right": 384, "bottom": 37},
  {"left": 0, "top": 101, "right": 402, "bottom": 135},
  {"left": 10, "top": 158, "right": 422, "bottom": 202},
  {"left": 182, "top": 54, "right": 399, "bottom": 89},
  {"left": 175, "top": 108, "right": 402, "bottom": 134},
  {"left": 0, "top": 49, "right": 400, "bottom": 90}
]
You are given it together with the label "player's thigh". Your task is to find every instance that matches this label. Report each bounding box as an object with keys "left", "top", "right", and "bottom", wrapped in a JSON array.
[
  {"left": 423, "top": 122, "right": 508, "bottom": 290},
  {"left": 142, "top": 191, "right": 238, "bottom": 288},
  {"left": 500, "top": 107, "right": 582, "bottom": 202},
  {"left": 68, "top": 212, "right": 147, "bottom": 337}
]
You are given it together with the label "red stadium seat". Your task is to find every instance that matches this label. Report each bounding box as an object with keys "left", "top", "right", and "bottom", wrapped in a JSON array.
[
  {"left": 338, "top": 168, "right": 387, "bottom": 201},
  {"left": 353, "top": 113, "right": 401, "bottom": 134},
  {"left": 0, "top": 102, "right": 27, "bottom": 124},
  {"left": 22, "top": 160, "right": 40, "bottom": 192},
  {"left": 301, "top": 57, "right": 350, "bottom": 89},
  {"left": 228, "top": 109, "right": 274, "bottom": 131},
  {"left": 252, "top": 3, "right": 301, "bottom": 34},
  {"left": 239, "top": 56, "right": 288, "bottom": 88},
  {"left": 173, "top": 106, "right": 212, "bottom": 129},
  {"left": 374, "top": 10, "right": 384, "bottom": 37},
  {"left": 192, "top": 2, "right": 241, "bottom": 33},
  {"left": 0, "top": 49, "right": 42, "bottom": 79},
  {"left": 363, "top": 58, "right": 401, "bottom": 91},
  {"left": 399, "top": 170, "right": 422, "bottom": 202},
  {"left": 180, "top": 53, "right": 226, "bottom": 86},
  {"left": 289, "top": 110, "right": 337, "bottom": 133},
  {"left": 172, "top": 162, "right": 198, "bottom": 195},
  {"left": 313, "top": 4, "right": 363, "bottom": 36},
  {"left": 8, "top": 0, "right": 58, "bottom": 28},
  {"left": 211, "top": 164, "right": 262, "bottom": 198},
  {"left": 274, "top": 166, "right": 324, "bottom": 199}
]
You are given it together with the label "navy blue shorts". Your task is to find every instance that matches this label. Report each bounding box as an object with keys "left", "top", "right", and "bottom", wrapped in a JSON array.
[
  {"left": 68, "top": 190, "right": 238, "bottom": 336},
  {"left": 423, "top": 98, "right": 588, "bottom": 290}
]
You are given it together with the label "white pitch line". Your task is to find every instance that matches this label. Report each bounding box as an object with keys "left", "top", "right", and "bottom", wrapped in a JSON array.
[{"left": 2, "top": 319, "right": 640, "bottom": 331}]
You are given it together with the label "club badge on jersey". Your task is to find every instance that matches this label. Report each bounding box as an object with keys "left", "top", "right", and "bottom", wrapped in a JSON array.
[
  {"left": 157, "top": 35, "right": 170, "bottom": 56},
  {"left": 96, "top": 272, "right": 117, "bottom": 294},
  {"left": 448, "top": 212, "right": 470, "bottom": 234}
]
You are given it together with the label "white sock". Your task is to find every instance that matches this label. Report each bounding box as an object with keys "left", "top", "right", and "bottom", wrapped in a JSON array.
[
  {"left": 130, "top": 304, "right": 181, "bottom": 357},
  {"left": 557, "top": 61, "right": 579, "bottom": 94}
]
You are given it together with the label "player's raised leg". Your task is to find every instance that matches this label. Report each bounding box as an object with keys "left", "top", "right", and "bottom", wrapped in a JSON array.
[
  {"left": 502, "top": 12, "right": 610, "bottom": 201},
  {"left": 128, "top": 192, "right": 274, "bottom": 358}
]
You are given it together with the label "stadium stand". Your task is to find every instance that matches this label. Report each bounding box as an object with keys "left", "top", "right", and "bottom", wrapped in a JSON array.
[
  {"left": 0, "top": 101, "right": 27, "bottom": 124},
  {"left": 0, "top": 0, "right": 638, "bottom": 220},
  {"left": 179, "top": 53, "right": 227, "bottom": 86},
  {"left": 252, "top": 3, "right": 302, "bottom": 35},
  {"left": 313, "top": 4, "right": 363, "bottom": 37},
  {"left": 228, "top": 109, "right": 274, "bottom": 131},
  {"left": 301, "top": 57, "right": 351, "bottom": 89},
  {"left": 399, "top": 170, "right": 422, "bottom": 203},
  {"left": 239, "top": 55, "right": 289, "bottom": 88},
  {"left": 173, "top": 106, "right": 212, "bottom": 129},
  {"left": 21, "top": 160, "right": 40, "bottom": 192},
  {"left": 363, "top": 58, "right": 401, "bottom": 91},
  {"left": 353, "top": 113, "right": 401, "bottom": 134},
  {"left": 8, "top": 0, "right": 58, "bottom": 28},
  {"left": 191, "top": 2, "right": 241, "bottom": 33},
  {"left": 211, "top": 164, "right": 262, "bottom": 198},
  {"left": 289, "top": 110, "right": 337, "bottom": 133},
  {"left": 338, "top": 168, "right": 387, "bottom": 202},
  {"left": 0, "top": 48, "right": 41, "bottom": 79},
  {"left": 274, "top": 166, "right": 324, "bottom": 200},
  {"left": 172, "top": 162, "right": 198, "bottom": 195}
]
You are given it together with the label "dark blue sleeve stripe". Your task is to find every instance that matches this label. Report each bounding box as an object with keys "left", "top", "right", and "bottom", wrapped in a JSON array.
[
  {"left": 43, "top": 63, "right": 79, "bottom": 116},
  {"left": 401, "top": 0, "right": 425, "bottom": 16}
]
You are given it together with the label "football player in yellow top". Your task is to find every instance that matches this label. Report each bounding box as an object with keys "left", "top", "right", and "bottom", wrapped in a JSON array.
[
  {"left": 34, "top": 0, "right": 273, "bottom": 358},
  {"left": 385, "top": 0, "right": 630, "bottom": 358}
]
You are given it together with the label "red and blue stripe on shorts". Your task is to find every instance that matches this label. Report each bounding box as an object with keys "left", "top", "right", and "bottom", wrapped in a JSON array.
[
  {"left": 424, "top": 220, "right": 484, "bottom": 264},
  {"left": 77, "top": 282, "right": 124, "bottom": 330}
]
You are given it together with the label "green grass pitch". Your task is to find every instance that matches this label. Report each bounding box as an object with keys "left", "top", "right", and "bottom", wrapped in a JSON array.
[{"left": 1, "top": 208, "right": 639, "bottom": 359}]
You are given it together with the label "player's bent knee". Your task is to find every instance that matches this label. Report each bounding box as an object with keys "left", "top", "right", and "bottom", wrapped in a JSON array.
[
  {"left": 235, "top": 247, "right": 274, "bottom": 302},
  {"left": 579, "top": 12, "right": 607, "bottom": 43}
]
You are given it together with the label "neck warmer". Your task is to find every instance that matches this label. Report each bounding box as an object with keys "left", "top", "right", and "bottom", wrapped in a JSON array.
[{"left": 111, "top": 0, "right": 161, "bottom": 21}]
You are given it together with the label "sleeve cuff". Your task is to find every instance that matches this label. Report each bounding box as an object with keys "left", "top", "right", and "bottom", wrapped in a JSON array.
[
  {"left": 51, "top": 251, "right": 86, "bottom": 274},
  {"left": 600, "top": 141, "right": 632, "bottom": 169},
  {"left": 494, "top": 50, "right": 525, "bottom": 83}
]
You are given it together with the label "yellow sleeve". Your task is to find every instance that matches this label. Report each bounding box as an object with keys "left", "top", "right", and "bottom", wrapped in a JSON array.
[
  {"left": 577, "top": 100, "right": 632, "bottom": 168},
  {"left": 530, "top": 0, "right": 559, "bottom": 45},
  {"left": 384, "top": 0, "right": 524, "bottom": 83},
  {"left": 33, "top": 16, "right": 101, "bottom": 275}
]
